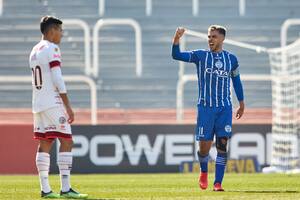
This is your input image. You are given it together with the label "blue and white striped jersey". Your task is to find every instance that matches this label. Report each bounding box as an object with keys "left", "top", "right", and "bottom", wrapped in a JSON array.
[{"left": 174, "top": 46, "right": 240, "bottom": 107}]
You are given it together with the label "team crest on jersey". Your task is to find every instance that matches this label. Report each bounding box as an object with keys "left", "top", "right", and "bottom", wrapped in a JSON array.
[
  {"left": 59, "top": 116, "right": 66, "bottom": 124},
  {"left": 215, "top": 60, "right": 223, "bottom": 69},
  {"left": 225, "top": 125, "right": 232, "bottom": 133}
]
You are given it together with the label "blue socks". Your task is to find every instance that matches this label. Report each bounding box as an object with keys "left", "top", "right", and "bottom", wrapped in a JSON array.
[
  {"left": 197, "top": 151, "right": 209, "bottom": 173},
  {"left": 214, "top": 152, "right": 227, "bottom": 185}
]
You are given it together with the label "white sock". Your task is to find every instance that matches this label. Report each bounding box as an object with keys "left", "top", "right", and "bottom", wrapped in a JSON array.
[
  {"left": 57, "top": 152, "right": 72, "bottom": 192},
  {"left": 36, "top": 152, "right": 51, "bottom": 193}
]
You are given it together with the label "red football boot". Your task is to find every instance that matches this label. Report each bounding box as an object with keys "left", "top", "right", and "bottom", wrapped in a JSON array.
[
  {"left": 198, "top": 172, "right": 208, "bottom": 190},
  {"left": 213, "top": 183, "right": 224, "bottom": 191}
]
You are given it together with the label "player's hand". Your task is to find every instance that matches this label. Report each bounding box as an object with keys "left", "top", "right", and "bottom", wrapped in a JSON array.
[
  {"left": 235, "top": 101, "right": 245, "bottom": 119},
  {"left": 66, "top": 106, "right": 74, "bottom": 124},
  {"left": 175, "top": 27, "right": 185, "bottom": 39}
]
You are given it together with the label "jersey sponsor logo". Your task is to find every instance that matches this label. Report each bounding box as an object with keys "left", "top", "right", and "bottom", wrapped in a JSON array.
[
  {"left": 53, "top": 54, "right": 61, "bottom": 59},
  {"left": 205, "top": 68, "right": 229, "bottom": 78},
  {"left": 225, "top": 125, "right": 232, "bottom": 133},
  {"left": 45, "top": 125, "right": 57, "bottom": 131},
  {"left": 60, "top": 125, "right": 66, "bottom": 131}
]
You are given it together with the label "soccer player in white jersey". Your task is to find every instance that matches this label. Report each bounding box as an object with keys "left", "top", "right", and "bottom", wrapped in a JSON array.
[
  {"left": 29, "top": 16, "right": 88, "bottom": 199},
  {"left": 172, "top": 25, "right": 245, "bottom": 191}
]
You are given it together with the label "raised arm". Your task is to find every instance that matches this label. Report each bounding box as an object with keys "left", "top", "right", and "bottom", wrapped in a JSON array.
[
  {"left": 173, "top": 27, "right": 185, "bottom": 45},
  {"left": 172, "top": 27, "right": 198, "bottom": 63}
]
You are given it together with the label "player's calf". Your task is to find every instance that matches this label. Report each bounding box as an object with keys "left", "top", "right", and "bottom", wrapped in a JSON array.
[
  {"left": 214, "top": 137, "right": 228, "bottom": 191},
  {"left": 197, "top": 151, "right": 209, "bottom": 190}
]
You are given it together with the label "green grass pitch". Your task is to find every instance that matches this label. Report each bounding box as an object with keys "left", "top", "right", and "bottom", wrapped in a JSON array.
[{"left": 1, "top": 173, "right": 300, "bottom": 199}]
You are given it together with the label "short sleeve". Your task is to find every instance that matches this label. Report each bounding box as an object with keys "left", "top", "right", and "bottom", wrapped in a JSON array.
[{"left": 48, "top": 44, "right": 61, "bottom": 69}]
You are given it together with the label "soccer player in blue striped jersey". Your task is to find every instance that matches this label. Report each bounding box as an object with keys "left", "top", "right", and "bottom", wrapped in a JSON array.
[{"left": 172, "top": 25, "right": 245, "bottom": 191}]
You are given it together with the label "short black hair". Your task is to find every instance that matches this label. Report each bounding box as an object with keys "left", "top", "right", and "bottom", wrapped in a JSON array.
[
  {"left": 208, "top": 25, "right": 226, "bottom": 37},
  {"left": 40, "top": 16, "right": 62, "bottom": 34}
]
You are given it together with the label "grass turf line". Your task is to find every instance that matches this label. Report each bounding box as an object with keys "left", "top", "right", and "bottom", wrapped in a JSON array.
[{"left": 0, "top": 173, "right": 300, "bottom": 200}]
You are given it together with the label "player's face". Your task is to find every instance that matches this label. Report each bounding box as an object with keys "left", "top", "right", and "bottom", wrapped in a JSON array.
[
  {"left": 52, "top": 25, "right": 63, "bottom": 44},
  {"left": 207, "top": 30, "right": 224, "bottom": 52}
]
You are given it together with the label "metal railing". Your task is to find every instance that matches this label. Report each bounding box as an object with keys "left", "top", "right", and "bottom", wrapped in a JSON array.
[
  {"left": 176, "top": 29, "right": 268, "bottom": 121},
  {"left": 93, "top": 18, "right": 143, "bottom": 78},
  {"left": 64, "top": 19, "right": 92, "bottom": 76},
  {"left": 146, "top": 0, "right": 152, "bottom": 16},
  {"left": 98, "top": 0, "right": 152, "bottom": 16},
  {"left": 192, "top": 0, "right": 199, "bottom": 16},
  {"left": 281, "top": 19, "right": 300, "bottom": 47},
  {"left": 193, "top": 0, "right": 246, "bottom": 16},
  {"left": 239, "top": 0, "right": 246, "bottom": 16},
  {"left": 97, "top": 0, "right": 246, "bottom": 17},
  {"left": 0, "top": 75, "right": 98, "bottom": 125},
  {"left": 98, "top": 0, "right": 105, "bottom": 16},
  {"left": 5, "top": 19, "right": 92, "bottom": 76},
  {"left": 0, "top": 0, "right": 3, "bottom": 16}
]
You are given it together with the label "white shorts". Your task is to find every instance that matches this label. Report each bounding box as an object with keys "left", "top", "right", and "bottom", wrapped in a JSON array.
[{"left": 33, "top": 106, "right": 72, "bottom": 140}]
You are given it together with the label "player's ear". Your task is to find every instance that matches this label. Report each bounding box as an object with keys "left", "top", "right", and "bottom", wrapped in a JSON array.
[
  {"left": 49, "top": 26, "right": 57, "bottom": 35},
  {"left": 221, "top": 35, "right": 225, "bottom": 42}
]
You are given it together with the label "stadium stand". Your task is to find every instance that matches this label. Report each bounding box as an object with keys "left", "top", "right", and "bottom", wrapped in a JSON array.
[{"left": 0, "top": 0, "right": 299, "bottom": 123}]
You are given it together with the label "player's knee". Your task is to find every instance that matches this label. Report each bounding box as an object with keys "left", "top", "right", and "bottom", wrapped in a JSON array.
[
  {"left": 216, "top": 137, "right": 228, "bottom": 152},
  {"left": 38, "top": 139, "right": 54, "bottom": 153},
  {"left": 199, "top": 141, "right": 212, "bottom": 155},
  {"left": 65, "top": 139, "right": 73, "bottom": 148},
  {"left": 199, "top": 149, "right": 209, "bottom": 156},
  {"left": 60, "top": 138, "right": 73, "bottom": 150}
]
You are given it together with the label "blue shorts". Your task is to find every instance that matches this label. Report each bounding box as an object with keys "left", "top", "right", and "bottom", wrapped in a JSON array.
[{"left": 195, "top": 105, "right": 232, "bottom": 141}]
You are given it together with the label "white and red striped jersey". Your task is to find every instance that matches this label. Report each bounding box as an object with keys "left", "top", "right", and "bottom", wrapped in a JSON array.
[{"left": 29, "top": 40, "right": 63, "bottom": 113}]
